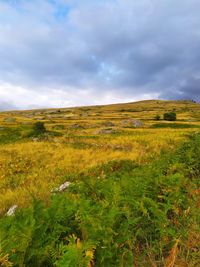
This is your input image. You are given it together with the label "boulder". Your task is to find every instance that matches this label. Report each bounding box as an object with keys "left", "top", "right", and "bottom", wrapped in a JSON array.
[
  {"left": 122, "top": 119, "right": 144, "bottom": 128},
  {"left": 6, "top": 205, "right": 18, "bottom": 216},
  {"left": 132, "top": 120, "right": 144, "bottom": 127},
  {"left": 52, "top": 181, "right": 71, "bottom": 193}
]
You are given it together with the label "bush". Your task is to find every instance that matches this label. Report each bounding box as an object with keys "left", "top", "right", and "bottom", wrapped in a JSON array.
[
  {"left": 163, "top": 112, "right": 176, "bottom": 121},
  {"left": 33, "top": 122, "right": 46, "bottom": 135},
  {"left": 154, "top": 115, "right": 161, "bottom": 120}
]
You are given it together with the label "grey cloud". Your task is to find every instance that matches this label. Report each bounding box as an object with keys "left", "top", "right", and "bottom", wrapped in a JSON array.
[
  {"left": 161, "top": 78, "right": 200, "bottom": 101},
  {"left": 0, "top": 101, "right": 17, "bottom": 111},
  {"left": 0, "top": 0, "right": 200, "bottom": 110},
  {"left": 67, "top": 0, "right": 200, "bottom": 99}
]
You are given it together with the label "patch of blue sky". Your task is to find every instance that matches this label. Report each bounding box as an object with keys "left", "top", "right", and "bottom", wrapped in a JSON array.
[
  {"left": 54, "top": 5, "right": 70, "bottom": 20},
  {"left": 47, "top": 0, "right": 71, "bottom": 20}
]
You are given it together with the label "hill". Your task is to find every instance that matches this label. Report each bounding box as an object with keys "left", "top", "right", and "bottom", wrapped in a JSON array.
[{"left": 0, "top": 100, "right": 199, "bottom": 266}]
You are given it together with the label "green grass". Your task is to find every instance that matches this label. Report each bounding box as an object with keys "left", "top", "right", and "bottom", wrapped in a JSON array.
[
  {"left": 151, "top": 123, "right": 200, "bottom": 129},
  {"left": 1, "top": 133, "right": 199, "bottom": 266},
  {"left": 0, "top": 100, "right": 200, "bottom": 266},
  {"left": 0, "top": 127, "right": 23, "bottom": 144}
]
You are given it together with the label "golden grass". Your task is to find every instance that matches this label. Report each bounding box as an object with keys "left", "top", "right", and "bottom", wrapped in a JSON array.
[{"left": 0, "top": 100, "right": 199, "bottom": 214}]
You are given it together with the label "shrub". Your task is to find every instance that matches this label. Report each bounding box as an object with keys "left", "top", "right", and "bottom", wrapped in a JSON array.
[
  {"left": 154, "top": 115, "right": 161, "bottom": 120},
  {"left": 163, "top": 112, "right": 176, "bottom": 121},
  {"left": 33, "top": 122, "right": 46, "bottom": 135}
]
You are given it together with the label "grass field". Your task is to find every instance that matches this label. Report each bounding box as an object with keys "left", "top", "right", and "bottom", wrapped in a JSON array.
[{"left": 0, "top": 100, "right": 200, "bottom": 266}]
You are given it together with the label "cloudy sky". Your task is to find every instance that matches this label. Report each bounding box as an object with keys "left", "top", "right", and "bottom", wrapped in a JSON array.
[{"left": 0, "top": 0, "right": 200, "bottom": 110}]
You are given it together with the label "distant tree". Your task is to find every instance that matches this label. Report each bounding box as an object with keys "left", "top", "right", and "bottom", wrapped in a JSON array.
[
  {"left": 155, "top": 115, "right": 161, "bottom": 120},
  {"left": 33, "top": 122, "right": 46, "bottom": 135},
  {"left": 163, "top": 112, "right": 177, "bottom": 121}
]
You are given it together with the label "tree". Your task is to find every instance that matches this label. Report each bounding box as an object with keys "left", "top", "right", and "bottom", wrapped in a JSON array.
[
  {"left": 33, "top": 122, "right": 46, "bottom": 135},
  {"left": 155, "top": 115, "right": 161, "bottom": 120},
  {"left": 163, "top": 112, "right": 176, "bottom": 121}
]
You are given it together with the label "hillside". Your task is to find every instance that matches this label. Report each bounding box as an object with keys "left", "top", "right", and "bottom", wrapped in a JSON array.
[
  {"left": 1, "top": 100, "right": 200, "bottom": 132},
  {"left": 0, "top": 100, "right": 200, "bottom": 266}
]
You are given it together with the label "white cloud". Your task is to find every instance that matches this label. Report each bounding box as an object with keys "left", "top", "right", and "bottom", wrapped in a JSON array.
[
  {"left": 0, "top": 0, "right": 199, "bottom": 110},
  {"left": 0, "top": 81, "right": 159, "bottom": 110}
]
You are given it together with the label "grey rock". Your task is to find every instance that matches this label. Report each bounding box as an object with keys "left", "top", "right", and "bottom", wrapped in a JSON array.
[
  {"left": 6, "top": 205, "right": 18, "bottom": 216},
  {"left": 52, "top": 181, "right": 71, "bottom": 192},
  {"left": 122, "top": 119, "right": 144, "bottom": 127},
  {"left": 132, "top": 120, "right": 144, "bottom": 127}
]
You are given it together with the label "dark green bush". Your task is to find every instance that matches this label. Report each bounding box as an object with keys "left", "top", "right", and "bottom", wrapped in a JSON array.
[
  {"left": 163, "top": 112, "right": 177, "bottom": 121},
  {"left": 33, "top": 122, "right": 46, "bottom": 135},
  {"left": 154, "top": 115, "right": 161, "bottom": 120}
]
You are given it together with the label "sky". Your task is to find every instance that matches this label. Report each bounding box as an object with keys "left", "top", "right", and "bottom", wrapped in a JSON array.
[{"left": 0, "top": 0, "right": 200, "bottom": 110}]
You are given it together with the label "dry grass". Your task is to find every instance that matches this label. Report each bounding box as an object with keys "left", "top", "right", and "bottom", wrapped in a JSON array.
[{"left": 0, "top": 100, "right": 200, "bottom": 214}]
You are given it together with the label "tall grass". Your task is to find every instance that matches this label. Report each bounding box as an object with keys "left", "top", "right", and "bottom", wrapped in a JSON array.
[{"left": 0, "top": 133, "right": 199, "bottom": 266}]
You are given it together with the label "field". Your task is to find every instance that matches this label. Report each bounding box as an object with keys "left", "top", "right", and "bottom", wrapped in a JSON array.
[{"left": 0, "top": 100, "right": 200, "bottom": 266}]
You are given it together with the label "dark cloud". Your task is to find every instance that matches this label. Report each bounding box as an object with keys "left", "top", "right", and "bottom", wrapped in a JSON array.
[
  {"left": 0, "top": 101, "right": 17, "bottom": 111},
  {"left": 0, "top": 0, "right": 199, "bottom": 110},
  {"left": 161, "top": 78, "right": 200, "bottom": 102}
]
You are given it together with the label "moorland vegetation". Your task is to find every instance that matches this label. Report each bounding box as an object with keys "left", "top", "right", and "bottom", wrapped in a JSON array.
[{"left": 0, "top": 100, "right": 199, "bottom": 266}]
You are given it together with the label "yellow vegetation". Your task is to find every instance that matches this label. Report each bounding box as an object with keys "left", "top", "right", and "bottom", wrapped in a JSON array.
[{"left": 0, "top": 100, "right": 200, "bottom": 214}]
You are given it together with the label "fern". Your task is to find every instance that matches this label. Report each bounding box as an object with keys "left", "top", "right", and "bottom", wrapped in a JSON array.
[{"left": 0, "top": 133, "right": 200, "bottom": 266}]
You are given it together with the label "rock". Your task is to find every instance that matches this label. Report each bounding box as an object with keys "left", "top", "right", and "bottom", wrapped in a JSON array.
[
  {"left": 58, "top": 181, "right": 71, "bottom": 191},
  {"left": 6, "top": 205, "right": 18, "bottom": 216},
  {"left": 132, "top": 120, "right": 144, "bottom": 127},
  {"left": 52, "top": 181, "right": 71, "bottom": 193},
  {"left": 122, "top": 119, "right": 144, "bottom": 128},
  {"left": 4, "top": 117, "right": 16, "bottom": 123}
]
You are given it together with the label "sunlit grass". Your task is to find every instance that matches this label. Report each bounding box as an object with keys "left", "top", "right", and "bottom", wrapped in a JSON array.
[{"left": 0, "top": 100, "right": 199, "bottom": 214}]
